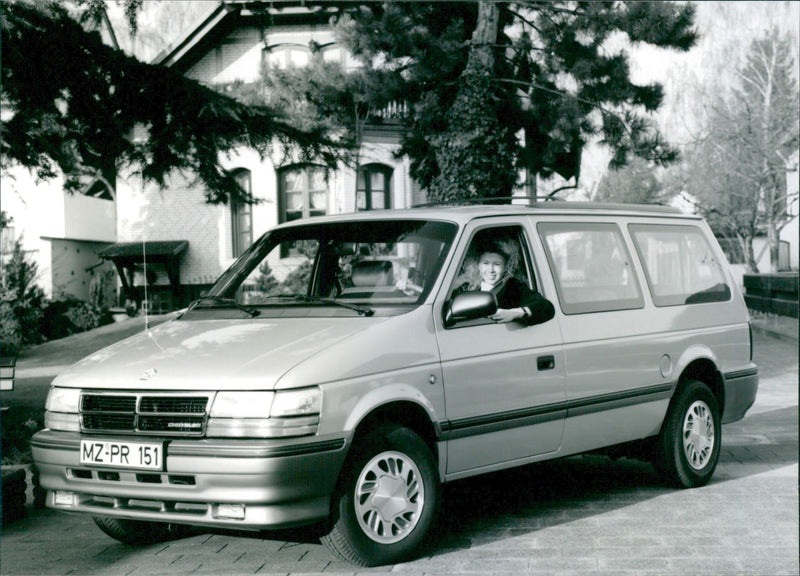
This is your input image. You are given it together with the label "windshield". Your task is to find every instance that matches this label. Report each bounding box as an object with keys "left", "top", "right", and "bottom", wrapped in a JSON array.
[{"left": 189, "top": 219, "right": 457, "bottom": 318}]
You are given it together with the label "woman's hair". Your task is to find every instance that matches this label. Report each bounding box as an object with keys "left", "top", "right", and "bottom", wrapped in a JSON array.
[{"left": 455, "top": 237, "right": 520, "bottom": 290}]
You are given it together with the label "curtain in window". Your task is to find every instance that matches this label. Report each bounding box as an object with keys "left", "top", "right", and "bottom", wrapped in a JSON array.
[
  {"left": 231, "top": 170, "right": 252, "bottom": 258},
  {"left": 280, "top": 166, "right": 328, "bottom": 222}
]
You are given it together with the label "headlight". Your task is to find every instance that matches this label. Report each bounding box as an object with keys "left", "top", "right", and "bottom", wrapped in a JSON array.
[
  {"left": 210, "top": 391, "right": 274, "bottom": 418},
  {"left": 207, "top": 388, "right": 321, "bottom": 438},
  {"left": 45, "top": 387, "right": 81, "bottom": 413},
  {"left": 44, "top": 387, "right": 81, "bottom": 432},
  {"left": 270, "top": 388, "right": 321, "bottom": 417}
]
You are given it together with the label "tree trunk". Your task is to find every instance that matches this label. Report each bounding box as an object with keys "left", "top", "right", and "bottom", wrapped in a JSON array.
[
  {"left": 430, "top": 1, "right": 515, "bottom": 202},
  {"left": 526, "top": 170, "right": 537, "bottom": 204},
  {"left": 742, "top": 232, "right": 759, "bottom": 273},
  {"left": 768, "top": 220, "right": 781, "bottom": 271},
  {"left": 471, "top": 2, "right": 500, "bottom": 70}
]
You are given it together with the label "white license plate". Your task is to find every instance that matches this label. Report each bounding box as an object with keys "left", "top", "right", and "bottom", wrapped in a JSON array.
[{"left": 80, "top": 440, "right": 163, "bottom": 470}]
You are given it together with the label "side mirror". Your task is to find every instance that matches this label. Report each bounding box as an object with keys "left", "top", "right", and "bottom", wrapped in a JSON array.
[{"left": 443, "top": 291, "right": 497, "bottom": 327}]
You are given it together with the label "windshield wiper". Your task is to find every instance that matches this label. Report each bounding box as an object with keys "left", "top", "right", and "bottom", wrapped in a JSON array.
[
  {"left": 189, "top": 296, "right": 260, "bottom": 317},
  {"left": 267, "top": 294, "right": 375, "bottom": 317}
]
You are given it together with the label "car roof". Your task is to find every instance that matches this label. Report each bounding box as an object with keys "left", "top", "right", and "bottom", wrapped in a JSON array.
[{"left": 272, "top": 201, "right": 699, "bottom": 230}]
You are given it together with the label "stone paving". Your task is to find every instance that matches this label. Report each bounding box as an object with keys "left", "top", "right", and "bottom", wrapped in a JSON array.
[{"left": 1, "top": 330, "right": 797, "bottom": 576}]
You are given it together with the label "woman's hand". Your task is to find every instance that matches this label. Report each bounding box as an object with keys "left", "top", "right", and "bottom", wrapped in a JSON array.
[
  {"left": 489, "top": 307, "right": 526, "bottom": 323},
  {"left": 395, "top": 278, "right": 423, "bottom": 295}
]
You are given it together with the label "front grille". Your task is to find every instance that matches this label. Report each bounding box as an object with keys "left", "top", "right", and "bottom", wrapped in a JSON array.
[
  {"left": 83, "top": 413, "right": 136, "bottom": 430},
  {"left": 83, "top": 395, "right": 136, "bottom": 412},
  {"left": 138, "top": 415, "right": 205, "bottom": 433},
  {"left": 81, "top": 393, "right": 210, "bottom": 436},
  {"left": 140, "top": 397, "right": 207, "bottom": 414}
]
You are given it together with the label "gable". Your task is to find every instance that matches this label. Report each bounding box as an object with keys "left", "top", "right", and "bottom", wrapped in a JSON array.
[{"left": 155, "top": 2, "right": 351, "bottom": 83}]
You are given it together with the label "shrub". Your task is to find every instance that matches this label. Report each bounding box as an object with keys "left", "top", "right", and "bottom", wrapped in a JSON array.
[
  {"left": 1, "top": 409, "right": 43, "bottom": 465},
  {"left": 0, "top": 240, "right": 45, "bottom": 348},
  {"left": 42, "top": 297, "right": 104, "bottom": 340},
  {"left": 65, "top": 299, "right": 100, "bottom": 331},
  {"left": 0, "top": 300, "right": 23, "bottom": 349}
]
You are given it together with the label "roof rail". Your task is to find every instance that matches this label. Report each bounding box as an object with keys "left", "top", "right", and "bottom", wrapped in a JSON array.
[
  {"left": 412, "top": 196, "right": 557, "bottom": 208},
  {"left": 410, "top": 197, "right": 685, "bottom": 214}
]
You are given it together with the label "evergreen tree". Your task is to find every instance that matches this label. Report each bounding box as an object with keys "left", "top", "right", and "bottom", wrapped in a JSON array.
[
  {"left": 255, "top": 261, "right": 279, "bottom": 294},
  {"left": 0, "top": 0, "right": 345, "bottom": 204},
  {"left": 593, "top": 157, "right": 665, "bottom": 204},
  {"left": 0, "top": 239, "right": 45, "bottom": 347},
  {"left": 283, "top": 1, "right": 698, "bottom": 201}
]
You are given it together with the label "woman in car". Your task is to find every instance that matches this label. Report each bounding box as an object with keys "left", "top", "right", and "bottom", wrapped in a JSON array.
[{"left": 454, "top": 239, "right": 555, "bottom": 326}]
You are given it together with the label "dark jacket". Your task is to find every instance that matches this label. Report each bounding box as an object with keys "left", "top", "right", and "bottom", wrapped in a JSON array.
[{"left": 493, "top": 277, "right": 555, "bottom": 326}]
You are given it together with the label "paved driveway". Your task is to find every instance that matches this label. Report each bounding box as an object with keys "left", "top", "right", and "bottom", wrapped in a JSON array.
[{"left": 1, "top": 331, "right": 797, "bottom": 575}]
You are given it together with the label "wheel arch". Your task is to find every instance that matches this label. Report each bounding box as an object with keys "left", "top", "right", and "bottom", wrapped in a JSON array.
[
  {"left": 674, "top": 358, "right": 725, "bottom": 420},
  {"left": 347, "top": 400, "right": 440, "bottom": 467}
]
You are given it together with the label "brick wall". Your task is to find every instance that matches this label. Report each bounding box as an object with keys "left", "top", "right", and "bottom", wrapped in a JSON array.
[{"left": 116, "top": 170, "right": 223, "bottom": 287}]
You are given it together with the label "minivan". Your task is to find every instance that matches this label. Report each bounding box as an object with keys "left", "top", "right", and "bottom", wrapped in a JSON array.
[{"left": 32, "top": 202, "right": 758, "bottom": 566}]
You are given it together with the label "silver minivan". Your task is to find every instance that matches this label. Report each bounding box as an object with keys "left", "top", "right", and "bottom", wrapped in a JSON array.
[{"left": 33, "top": 203, "right": 758, "bottom": 566}]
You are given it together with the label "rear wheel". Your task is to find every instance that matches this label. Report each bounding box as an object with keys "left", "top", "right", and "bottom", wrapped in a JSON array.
[
  {"left": 657, "top": 380, "right": 721, "bottom": 488},
  {"left": 321, "top": 425, "right": 439, "bottom": 566},
  {"left": 93, "top": 516, "right": 191, "bottom": 545}
]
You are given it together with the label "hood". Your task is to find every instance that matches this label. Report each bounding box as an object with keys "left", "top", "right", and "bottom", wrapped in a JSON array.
[{"left": 52, "top": 317, "right": 378, "bottom": 391}]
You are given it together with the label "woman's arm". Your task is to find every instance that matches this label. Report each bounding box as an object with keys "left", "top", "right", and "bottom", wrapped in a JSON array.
[{"left": 491, "top": 278, "right": 555, "bottom": 326}]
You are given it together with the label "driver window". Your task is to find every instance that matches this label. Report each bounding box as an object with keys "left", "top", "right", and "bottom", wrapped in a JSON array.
[{"left": 450, "top": 226, "right": 534, "bottom": 298}]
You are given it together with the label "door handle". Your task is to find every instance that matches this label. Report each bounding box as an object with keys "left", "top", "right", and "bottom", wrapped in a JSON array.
[{"left": 537, "top": 355, "right": 555, "bottom": 371}]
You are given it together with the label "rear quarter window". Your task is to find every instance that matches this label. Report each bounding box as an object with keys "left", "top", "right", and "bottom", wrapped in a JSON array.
[
  {"left": 629, "top": 224, "right": 731, "bottom": 306},
  {"left": 538, "top": 222, "right": 644, "bottom": 314}
]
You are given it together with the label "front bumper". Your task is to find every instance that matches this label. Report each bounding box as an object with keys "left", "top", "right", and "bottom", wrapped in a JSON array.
[{"left": 31, "top": 429, "right": 347, "bottom": 530}]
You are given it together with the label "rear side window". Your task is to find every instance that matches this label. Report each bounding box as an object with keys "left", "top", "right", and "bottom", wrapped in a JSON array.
[
  {"left": 629, "top": 224, "right": 731, "bottom": 306},
  {"left": 538, "top": 222, "right": 643, "bottom": 314}
]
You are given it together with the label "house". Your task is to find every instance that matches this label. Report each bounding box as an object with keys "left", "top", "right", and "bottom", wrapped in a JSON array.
[
  {"left": 0, "top": 9, "right": 120, "bottom": 307},
  {"left": 781, "top": 150, "right": 799, "bottom": 271},
  {"left": 103, "top": 1, "right": 426, "bottom": 312}
]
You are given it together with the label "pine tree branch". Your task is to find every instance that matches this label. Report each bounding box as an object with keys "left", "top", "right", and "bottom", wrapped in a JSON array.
[{"left": 1, "top": 0, "right": 347, "bottom": 204}]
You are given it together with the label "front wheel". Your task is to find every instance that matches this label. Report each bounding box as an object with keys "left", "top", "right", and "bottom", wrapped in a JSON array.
[
  {"left": 93, "top": 516, "right": 191, "bottom": 545},
  {"left": 321, "top": 425, "right": 440, "bottom": 566},
  {"left": 656, "top": 380, "right": 721, "bottom": 488}
]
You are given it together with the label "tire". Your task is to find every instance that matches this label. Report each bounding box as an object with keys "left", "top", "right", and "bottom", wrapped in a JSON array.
[
  {"left": 321, "top": 425, "right": 440, "bottom": 566},
  {"left": 656, "top": 380, "right": 721, "bottom": 488},
  {"left": 92, "top": 516, "right": 191, "bottom": 545}
]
